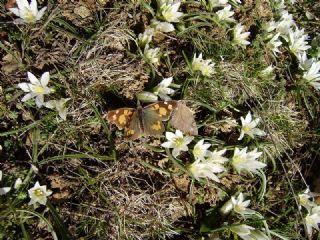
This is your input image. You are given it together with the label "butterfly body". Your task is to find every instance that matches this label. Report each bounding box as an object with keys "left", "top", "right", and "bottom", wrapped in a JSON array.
[{"left": 107, "top": 101, "right": 177, "bottom": 139}]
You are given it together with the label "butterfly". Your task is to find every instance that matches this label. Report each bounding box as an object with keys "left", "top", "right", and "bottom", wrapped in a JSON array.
[
  {"left": 107, "top": 101, "right": 177, "bottom": 140},
  {"left": 170, "top": 101, "right": 198, "bottom": 136}
]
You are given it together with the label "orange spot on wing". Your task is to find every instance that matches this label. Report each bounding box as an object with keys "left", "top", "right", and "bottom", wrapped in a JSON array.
[
  {"left": 118, "top": 114, "right": 127, "bottom": 124},
  {"left": 159, "top": 107, "right": 168, "bottom": 116},
  {"left": 153, "top": 104, "right": 160, "bottom": 110},
  {"left": 151, "top": 121, "right": 162, "bottom": 131}
]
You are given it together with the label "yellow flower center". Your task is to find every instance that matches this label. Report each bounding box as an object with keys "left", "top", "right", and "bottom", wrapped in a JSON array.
[
  {"left": 33, "top": 86, "right": 45, "bottom": 94},
  {"left": 174, "top": 137, "right": 184, "bottom": 147},
  {"left": 24, "top": 9, "right": 36, "bottom": 23},
  {"left": 233, "top": 155, "right": 242, "bottom": 164},
  {"left": 243, "top": 126, "right": 251, "bottom": 133},
  {"left": 34, "top": 189, "right": 44, "bottom": 197}
]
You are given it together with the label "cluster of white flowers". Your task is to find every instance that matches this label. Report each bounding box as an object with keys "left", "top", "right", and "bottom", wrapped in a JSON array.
[
  {"left": 191, "top": 53, "right": 216, "bottom": 77},
  {"left": 298, "top": 188, "right": 320, "bottom": 236},
  {"left": 18, "top": 72, "right": 70, "bottom": 121},
  {"left": 262, "top": 2, "right": 320, "bottom": 91},
  {"left": 137, "top": 77, "right": 176, "bottom": 102},
  {"left": 161, "top": 111, "right": 266, "bottom": 183},
  {"left": 137, "top": 1, "right": 183, "bottom": 65},
  {"left": 264, "top": 9, "right": 310, "bottom": 57}
]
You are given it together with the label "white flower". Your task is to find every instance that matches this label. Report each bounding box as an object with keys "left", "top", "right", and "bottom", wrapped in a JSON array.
[
  {"left": 263, "top": 20, "right": 277, "bottom": 33},
  {"left": 9, "top": 0, "right": 47, "bottom": 23},
  {"left": 159, "top": 0, "right": 183, "bottom": 23},
  {"left": 161, "top": 130, "right": 194, "bottom": 157},
  {"left": 152, "top": 77, "right": 175, "bottom": 100},
  {"left": 233, "top": 23, "right": 250, "bottom": 46},
  {"left": 192, "top": 53, "right": 215, "bottom": 77},
  {"left": 138, "top": 29, "right": 154, "bottom": 47},
  {"left": 259, "top": 65, "right": 274, "bottom": 78},
  {"left": 192, "top": 139, "right": 211, "bottom": 160},
  {"left": 299, "top": 188, "right": 316, "bottom": 211},
  {"left": 276, "top": 11, "right": 295, "bottom": 36},
  {"left": 297, "top": 52, "right": 315, "bottom": 70},
  {"left": 273, "top": 0, "right": 286, "bottom": 10},
  {"left": 207, "top": 149, "right": 229, "bottom": 164},
  {"left": 288, "top": 28, "right": 311, "bottom": 57},
  {"left": 151, "top": 19, "right": 175, "bottom": 33},
  {"left": 305, "top": 206, "right": 320, "bottom": 236},
  {"left": 18, "top": 71, "right": 53, "bottom": 108},
  {"left": 231, "top": 192, "right": 255, "bottom": 216},
  {"left": 216, "top": 4, "right": 235, "bottom": 22},
  {"left": 0, "top": 187, "right": 11, "bottom": 195},
  {"left": 266, "top": 33, "right": 282, "bottom": 55},
  {"left": 136, "top": 91, "right": 158, "bottom": 102},
  {"left": 28, "top": 181, "right": 52, "bottom": 206},
  {"left": 207, "top": 0, "right": 228, "bottom": 9},
  {"left": 144, "top": 45, "right": 161, "bottom": 65},
  {"left": 31, "top": 164, "right": 39, "bottom": 173},
  {"left": 238, "top": 112, "right": 265, "bottom": 140},
  {"left": 230, "top": 224, "right": 255, "bottom": 239},
  {"left": 232, "top": 147, "right": 266, "bottom": 175},
  {"left": 303, "top": 61, "right": 320, "bottom": 90},
  {"left": 14, "top": 178, "right": 23, "bottom": 189},
  {"left": 0, "top": 170, "right": 11, "bottom": 196},
  {"left": 44, "top": 98, "right": 71, "bottom": 121},
  {"left": 188, "top": 149, "right": 228, "bottom": 182}
]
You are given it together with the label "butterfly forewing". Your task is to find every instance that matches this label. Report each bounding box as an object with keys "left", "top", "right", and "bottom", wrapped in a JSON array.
[
  {"left": 142, "top": 107, "right": 166, "bottom": 137},
  {"left": 144, "top": 101, "right": 177, "bottom": 121},
  {"left": 107, "top": 108, "right": 135, "bottom": 130}
]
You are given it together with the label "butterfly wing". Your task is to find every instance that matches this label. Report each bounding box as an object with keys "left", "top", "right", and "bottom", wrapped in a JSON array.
[
  {"left": 106, "top": 108, "right": 135, "bottom": 130},
  {"left": 142, "top": 101, "right": 177, "bottom": 137},
  {"left": 171, "top": 101, "right": 198, "bottom": 135},
  {"left": 124, "top": 110, "right": 144, "bottom": 140},
  {"left": 144, "top": 101, "right": 178, "bottom": 121},
  {"left": 142, "top": 108, "right": 166, "bottom": 137}
]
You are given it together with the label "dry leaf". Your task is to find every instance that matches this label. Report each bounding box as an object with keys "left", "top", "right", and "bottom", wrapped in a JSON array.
[
  {"left": 2, "top": 53, "right": 23, "bottom": 74},
  {"left": 74, "top": 5, "right": 91, "bottom": 18},
  {"left": 5, "top": 0, "right": 16, "bottom": 10}
]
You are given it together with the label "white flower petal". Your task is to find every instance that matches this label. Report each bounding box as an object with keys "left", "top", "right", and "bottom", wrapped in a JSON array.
[
  {"left": 27, "top": 72, "right": 40, "bottom": 85},
  {"left": 35, "top": 96, "right": 44, "bottom": 108},
  {"left": 40, "top": 72, "right": 50, "bottom": 86},
  {"left": 0, "top": 187, "right": 11, "bottom": 195},
  {"left": 21, "top": 93, "right": 34, "bottom": 102},
  {"left": 9, "top": 8, "right": 20, "bottom": 17},
  {"left": 18, "top": 82, "right": 31, "bottom": 92}
]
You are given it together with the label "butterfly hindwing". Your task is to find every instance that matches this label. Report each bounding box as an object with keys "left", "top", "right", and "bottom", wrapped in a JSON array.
[
  {"left": 107, "top": 108, "right": 135, "bottom": 130},
  {"left": 124, "top": 110, "right": 144, "bottom": 140}
]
